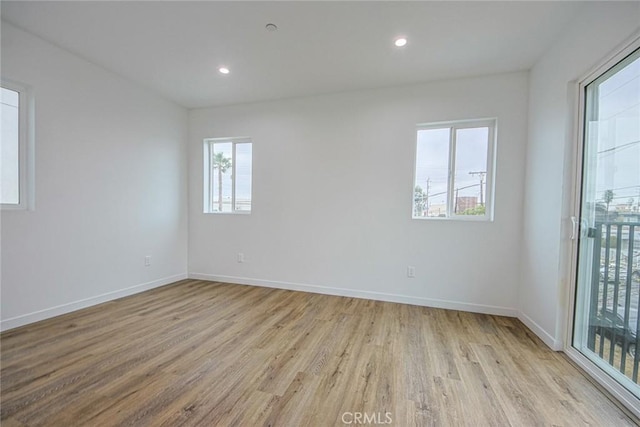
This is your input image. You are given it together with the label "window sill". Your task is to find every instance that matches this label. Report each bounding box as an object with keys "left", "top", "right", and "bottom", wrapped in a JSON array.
[
  {"left": 412, "top": 215, "right": 493, "bottom": 222},
  {"left": 203, "top": 211, "right": 252, "bottom": 215}
]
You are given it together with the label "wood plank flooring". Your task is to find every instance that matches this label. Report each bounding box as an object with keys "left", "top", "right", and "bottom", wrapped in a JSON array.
[{"left": 0, "top": 279, "right": 636, "bottom": 426}]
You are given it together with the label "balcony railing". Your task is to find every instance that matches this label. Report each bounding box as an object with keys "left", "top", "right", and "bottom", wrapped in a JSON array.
[{"left": 587, "top": 221, "right": 640, "bottom": 383}]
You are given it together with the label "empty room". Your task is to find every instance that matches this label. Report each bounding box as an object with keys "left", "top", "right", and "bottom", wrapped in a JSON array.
[{"left": 1, "top": 1, "right": 640, "bottom": 425}]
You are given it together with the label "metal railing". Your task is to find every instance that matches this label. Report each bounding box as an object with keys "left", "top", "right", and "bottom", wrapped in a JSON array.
[{"left": 588, "top": 221, "right": 640, "bottom": 383}]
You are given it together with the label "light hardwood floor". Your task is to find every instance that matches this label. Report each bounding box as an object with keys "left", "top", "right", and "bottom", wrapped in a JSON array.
[{"left": 1, "top": 279, "right": 637, "bottom": 426}]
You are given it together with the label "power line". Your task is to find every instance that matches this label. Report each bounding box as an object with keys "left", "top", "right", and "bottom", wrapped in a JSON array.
[
  {"left": 599, "top": 74, "right": 640, "bottom": 102},
  {"left": 601, "top": 101, "right": 640, "bottom": 122},
  {"left": 429, "top": 183, "right": 480, "bottom": 198},
  {"left": 457, "top": 183, "right": 480, "bottom": 191},
  {"left": 606, "top": 194, "right": 640, "bottom": 202},
  {"left": 597, "top": 140, "right": 640, "bottom": 154},
  {"left": 605, "top": 184, "right": 640, "bottom": 192}
]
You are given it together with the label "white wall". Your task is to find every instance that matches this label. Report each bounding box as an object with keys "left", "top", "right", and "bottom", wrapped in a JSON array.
[
  {"left": 0, "top": 23, "right": 189, "bottom": 330},
  {"left": 520, "top": 2, "right": 640, "bottom": 349},
  {"left": 8, "top": 2, "right": 633, "bottom": 343},
  {"left": 189, "top": 72, "right": 529, "bottom": 315}
]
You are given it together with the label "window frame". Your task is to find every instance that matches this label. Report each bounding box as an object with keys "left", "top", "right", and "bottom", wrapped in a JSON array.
[
  {"left": 203, "top": 136, "right": 252, "bottom": 214},
  {"left": 412, "top": 118, "right": 497, "bottom": 221},
  {"left": 1, "top": 79, "right": 34, "bottom": 211}
]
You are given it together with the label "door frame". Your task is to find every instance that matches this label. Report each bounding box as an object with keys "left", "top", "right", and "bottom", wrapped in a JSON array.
[{"left": 564, "top": 32, "right": 640, "bottom": 418}]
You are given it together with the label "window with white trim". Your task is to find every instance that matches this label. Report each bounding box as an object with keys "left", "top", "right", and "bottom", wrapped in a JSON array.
[
  {"left": 413, "top": 119, "right": 496, "bottom": 220},
  {"left": 1, "top": 81, "right": 32, "bottom": 210},
  {"left": 203, "top": 137, "right": 252, "bottom": 213}
]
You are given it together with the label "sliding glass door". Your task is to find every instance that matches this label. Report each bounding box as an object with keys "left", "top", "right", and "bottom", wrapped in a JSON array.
[{"left": 573, "top": 46, "right": 640, "bottom": 401}]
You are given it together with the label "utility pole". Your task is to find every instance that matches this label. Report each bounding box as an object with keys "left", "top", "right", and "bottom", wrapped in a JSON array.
[
  {"left": 425, "top": 177, "right": 430, "bottom": 215},
  {"left": 469, "top": 171, "right": 486, "bottom": 206},
  {"left": 455, "top": 187, "right": 459, "bottom": 214}
]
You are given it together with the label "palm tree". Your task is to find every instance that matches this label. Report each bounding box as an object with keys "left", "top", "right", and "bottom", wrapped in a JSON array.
[
  {"left": 213, "top": 152, "right": 232, "bottom": 211},
  {"left": 604, "top": 189, "right": 614, "bottom": 213}
]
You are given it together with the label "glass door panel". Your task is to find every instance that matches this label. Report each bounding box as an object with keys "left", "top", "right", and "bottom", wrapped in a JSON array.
[{"left": 574, "top": 47, "right": 640, "bottom": 397}]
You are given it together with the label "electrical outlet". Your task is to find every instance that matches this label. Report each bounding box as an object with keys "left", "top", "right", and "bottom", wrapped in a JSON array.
[
  {"left": 144, "top": 256, "right": 151, "bottom": 267},
  {"left": 407, "top": 266, "right": 415, "bottom": 278},
  {"left": 237, "top": 253, "right": 245, "bottom": 263}
]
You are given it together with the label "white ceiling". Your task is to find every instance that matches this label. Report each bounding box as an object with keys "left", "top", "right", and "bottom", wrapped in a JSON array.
[{"left": 1, "top": 1, "right": 587, "bottom": 109}]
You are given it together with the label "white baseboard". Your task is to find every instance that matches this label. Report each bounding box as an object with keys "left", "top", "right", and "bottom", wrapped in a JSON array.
[
  {"left": 188, "top": 273, "right": 518, "bottom": 317},
  {"left": 517, "top": 311, "right": 563, "bottom": 351},
  {"left": 0, "top": 273, "right": 188, "bottom": 332}
]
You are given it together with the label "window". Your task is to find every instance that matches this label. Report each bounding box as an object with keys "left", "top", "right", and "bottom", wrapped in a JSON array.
[
  {"left": 203, "top": 137, "right": 252, "bottom": 213},
  {"left": 1, "top": 81, "right": 32, "bottom": 210},
  {"left": 413, "top": 119, "right": 496, "bottom": 220}
]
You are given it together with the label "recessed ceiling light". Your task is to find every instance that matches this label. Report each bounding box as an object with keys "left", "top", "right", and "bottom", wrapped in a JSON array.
[
  {"left": 266, "top": 23, "right": 278, "bottom": 32},
  {"left": 219, "top": 67, "right": 230, "bottom": 75},
  {"left": 394, "top": 38, "right": 408, "bottom": 47}
]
